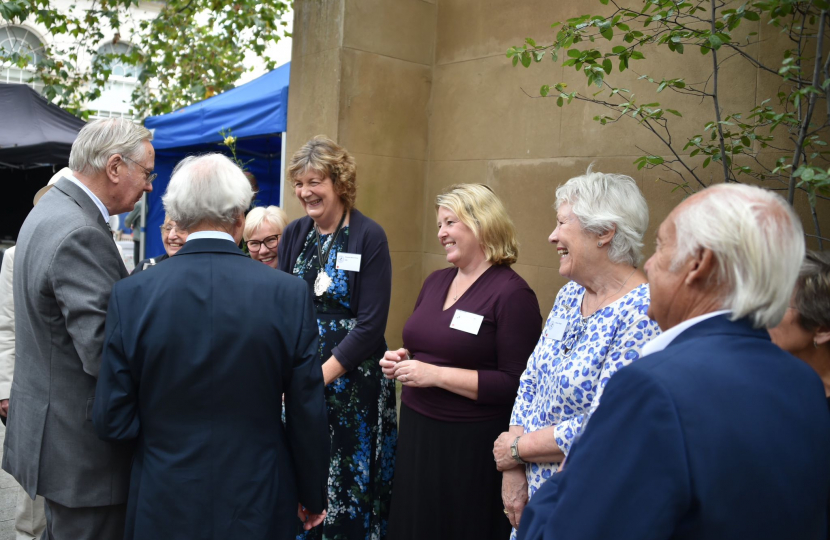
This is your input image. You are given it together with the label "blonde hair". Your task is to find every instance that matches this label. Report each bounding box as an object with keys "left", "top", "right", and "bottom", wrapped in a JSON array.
[
  {"left": 244, "top": 206, "right": 288, "bottom": 241},
  {"left": 288, "top": 135, "right": 357, "bottom": 210},
  {"left": 435, "top": 184, "right": 519, "bottom": 266}
]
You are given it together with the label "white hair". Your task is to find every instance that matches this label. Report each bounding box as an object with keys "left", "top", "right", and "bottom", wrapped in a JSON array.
[
  {"left": 671, "top": 183, "right": 805, "bottom": 328},
  {"left": 162, "top": 153, "right": 253, "bottom": 230},
  {"left": 243, "top": 206, "right": 288, "bottom": 240},
  {"left": 68, "top": 118, "right": 152, "bottom": 176},
  {"left": 555, "top": 166, "right": 649, "bottom": 266}
]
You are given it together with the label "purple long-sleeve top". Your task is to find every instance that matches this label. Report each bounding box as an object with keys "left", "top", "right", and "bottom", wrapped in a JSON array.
[{"left": 402, "top": 264, "right": 542, "bottom": 422}]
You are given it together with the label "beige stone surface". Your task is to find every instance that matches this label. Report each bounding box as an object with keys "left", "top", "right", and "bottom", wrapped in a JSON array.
[
  {"left": 352, "top": 152, "right": 426, "bottom": 253},
  {"left": 428, "top": 55, "right": 563, "bottom": 161},
  {"left": 435, "top": 0, "right": 610, "bottom": 66},
  {"left": 339, "top": 48, "right": 432, "bottom": 160},
  {"left": 387, "top": 251, "right": 423, "bottom": 347},
  {"left": 344, "top": 0, "right": 436, "bottom": 65},
  {"left": 292, "top": 0, "right": 344, "bottom": 58}
]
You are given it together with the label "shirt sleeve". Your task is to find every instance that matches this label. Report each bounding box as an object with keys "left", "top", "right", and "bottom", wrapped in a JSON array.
[
  {"left": 553, "top": 311, "right": 660, "bottom": 455},
  {"left": 477, "top": 278, "right": 542, "bottom": 406}
]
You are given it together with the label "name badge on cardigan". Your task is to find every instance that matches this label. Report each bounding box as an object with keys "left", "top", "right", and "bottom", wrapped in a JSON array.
[
  {"left": 336, "top": 252, "right": 361, "bottom": 272},
  {"left": 450, "top": 309, "right": 484, "bottom": 335},
  {"left": 547, "top": 318, "right": 567, "bottom": 341}
]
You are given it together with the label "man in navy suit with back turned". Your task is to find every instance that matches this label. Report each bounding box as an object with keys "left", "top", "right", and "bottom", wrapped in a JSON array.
[
  {"left": 92, "top": 153, "right": 329, "bottom": 540},
  {"left": 518, "top": 183, "right": 830, "bottom": 540}
]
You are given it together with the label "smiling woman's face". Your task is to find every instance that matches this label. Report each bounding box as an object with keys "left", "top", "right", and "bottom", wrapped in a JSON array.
[
  {"left": 161, "top": 217, "right": 188, "bottom": 256},
  {"left": 247, "top": 221, "right": 281, "bottom": 268}
]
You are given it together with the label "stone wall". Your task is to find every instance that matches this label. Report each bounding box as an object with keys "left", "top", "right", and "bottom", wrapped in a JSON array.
[{"left": 286, "top": 0, "right": 830, "bottom": 348}]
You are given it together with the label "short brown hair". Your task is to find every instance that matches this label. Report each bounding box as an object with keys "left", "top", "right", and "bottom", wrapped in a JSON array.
[
  {"left": 794, "top": 251, "right": 830, "bottom": 331},
  {"left": 288, "top": 136, "right": 357, "bottom": 210},
  {"left": 435, "top": 184, "right": 519, "bottom": 266}
]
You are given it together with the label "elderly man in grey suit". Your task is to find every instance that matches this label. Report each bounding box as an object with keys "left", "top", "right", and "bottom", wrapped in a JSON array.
[{"left": 3, "top": 118, "right": 155, "bottom": 540}]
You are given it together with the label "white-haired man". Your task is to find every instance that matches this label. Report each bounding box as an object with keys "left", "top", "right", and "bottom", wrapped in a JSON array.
[
  {"left": 518, "top": 184, "right": 830, "bottom": 540},
  {"left": 3, "top": 118, "right": 154, "bottom": 540},
  {"left": 92, "top": 153, "right": 330, "bottom": 540}
]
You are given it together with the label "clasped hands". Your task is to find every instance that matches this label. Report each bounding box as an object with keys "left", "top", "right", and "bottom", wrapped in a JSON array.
[
  {"left": 379, "top": 348, "right": 436, "bottom": 387},
  {"left": 297, "top": 504, "right": 326, "bottom": 531}
]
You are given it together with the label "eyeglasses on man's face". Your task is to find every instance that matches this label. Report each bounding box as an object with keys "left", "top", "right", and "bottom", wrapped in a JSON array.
[
  {"left": 246, "top": 235, "right": 281, "bottom": 251},
  {"left": 122, "top": 155, "right": 158, "bottom": 184}
]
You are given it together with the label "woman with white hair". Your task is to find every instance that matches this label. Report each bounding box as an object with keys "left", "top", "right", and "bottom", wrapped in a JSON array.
[
  {"left": 244, "top": 206, "right": 288, "bottom": 268},
  {"left": 492, "top": 167, "right": 661, "bottom": 538}
]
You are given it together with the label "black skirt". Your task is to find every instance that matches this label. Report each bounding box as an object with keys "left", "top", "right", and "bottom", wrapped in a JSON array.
[{"left": 387, "top": 403, "right": 512, "bottom": 540}]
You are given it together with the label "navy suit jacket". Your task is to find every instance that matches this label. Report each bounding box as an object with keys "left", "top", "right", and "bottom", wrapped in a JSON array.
[
  {"left": 518, "top": 314, "right": 830, "bottom": 540},
  {"left": 93, "top": 238, "right": 329, "bottom": 540}
]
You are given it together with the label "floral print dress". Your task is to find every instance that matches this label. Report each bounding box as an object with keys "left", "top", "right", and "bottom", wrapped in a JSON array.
[
  {"left": 508, "top": 281, "right": 660, "bottom": 540},
  {"left": 293, "top": 226, "right": 397, "bottom": 540}
]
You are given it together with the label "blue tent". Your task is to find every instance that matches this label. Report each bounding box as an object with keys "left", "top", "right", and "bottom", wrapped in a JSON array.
[{"left": 142, "top": 62, "right": 289, "bottom": 257}]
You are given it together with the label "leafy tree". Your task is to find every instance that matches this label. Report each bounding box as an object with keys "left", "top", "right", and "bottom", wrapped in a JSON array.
[
  {"left": 508, "top": 0, "right": 830, "bottom": 246},
  {"left": 0, "top": 0, "right": 289, "bottom": 119}
]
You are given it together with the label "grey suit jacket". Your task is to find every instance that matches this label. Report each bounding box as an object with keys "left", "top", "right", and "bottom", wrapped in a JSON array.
[{"left": 2, "top": 178, "right": 132, "bottom": 508}]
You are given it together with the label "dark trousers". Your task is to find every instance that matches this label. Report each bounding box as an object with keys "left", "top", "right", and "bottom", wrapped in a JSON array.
[{"left": 41, "top": 498, "right": 126, "bottom": 540}]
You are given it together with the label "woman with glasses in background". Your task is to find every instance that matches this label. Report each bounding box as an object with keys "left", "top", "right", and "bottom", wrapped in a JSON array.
[
  {"left": 244, "top": 206, "right": 288, "bottom": 268},
  {"left": 131, "top": 215, "right": 189, "bottom": 274}
]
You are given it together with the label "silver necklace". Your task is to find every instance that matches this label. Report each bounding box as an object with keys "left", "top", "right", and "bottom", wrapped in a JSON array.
[{"left": 313, "top": 211, "right": 347, "bottom": 296}]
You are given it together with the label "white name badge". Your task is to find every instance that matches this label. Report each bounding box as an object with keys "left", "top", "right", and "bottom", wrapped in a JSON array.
[
  {"left": 336, "top": 252, "right": 362, "bottom": 272},
  {"left": 546, "top": 317, "right": 568, "bottom": 341},
  {"left": 450, "top": 309, "right": 484, "bottom": 335}
]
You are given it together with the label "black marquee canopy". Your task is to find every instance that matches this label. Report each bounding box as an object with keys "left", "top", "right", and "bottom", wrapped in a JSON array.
[{"left": 0, "top": 83, "right": 86, "bottom": 167}]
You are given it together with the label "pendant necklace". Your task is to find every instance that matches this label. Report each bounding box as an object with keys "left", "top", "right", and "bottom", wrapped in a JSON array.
[{"left": 313, "top": 210, "right": 347, "bottom": 297}]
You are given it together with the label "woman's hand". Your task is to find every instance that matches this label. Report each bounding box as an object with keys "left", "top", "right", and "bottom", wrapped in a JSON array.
[
  {"left": 502, "top": 467, "right": 528, "bottom": 529},
  {"left": 297, "top": 504, "right": 327, "bottom": 531},
  {"left": 493, "top": 431, "right": 519, "bottom": 471},
  {"left": 393, "top": 359, "right": 438, "bottom": 388},
  {"left": 379, "top": 348, "right": 409, "bottom": 380}
]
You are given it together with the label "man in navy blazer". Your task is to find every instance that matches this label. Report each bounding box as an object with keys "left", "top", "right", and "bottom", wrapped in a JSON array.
[
  {"left": 92, "top": 153, "right": 329, "bottom": 540},
  {"left": 518, "top": 183, "right": 830, "bottom": 540}
]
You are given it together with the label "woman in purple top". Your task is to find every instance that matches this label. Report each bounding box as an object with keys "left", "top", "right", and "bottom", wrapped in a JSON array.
[{"left": 381, "top": 184, "right": 542, "bottom": 540}]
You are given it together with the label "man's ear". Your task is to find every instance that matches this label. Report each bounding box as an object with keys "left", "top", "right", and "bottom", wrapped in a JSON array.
[
  {"left": 685, "top": 248, "right": 717, "bottom": 286},
  {"left": 814, "top": 327, "right": 830, "bottom": 347},
  {"left": 105, "top": 154, "right": 122, "bottom": 184}
]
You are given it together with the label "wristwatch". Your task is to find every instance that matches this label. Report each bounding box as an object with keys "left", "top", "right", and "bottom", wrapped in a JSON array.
[{"left": 510, "top": 436, "right": 525, "bottom": 464}]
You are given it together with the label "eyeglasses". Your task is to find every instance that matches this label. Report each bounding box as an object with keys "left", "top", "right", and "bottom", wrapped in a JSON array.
[
  {"left": 122, "top": 155, "right": 157, "bottom": 184},
  {"left": 246, "top": 235, "right": 280, "bottom": 251},
  {"left": 160, "top": 224, "right": 185, "bottom": 234}
]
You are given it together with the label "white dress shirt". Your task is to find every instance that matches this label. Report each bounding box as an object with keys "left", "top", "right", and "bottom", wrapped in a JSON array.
[
  {"left": 641, "top": 310, "right": 732, "bottom": 357},
  {"left": 186, "top": 231, "right": 236, "bottom": 243}
]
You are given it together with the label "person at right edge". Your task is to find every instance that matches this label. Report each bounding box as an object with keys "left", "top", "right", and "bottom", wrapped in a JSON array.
[
  {"left": 381, "top": 183, "right": 542, "bottom": 540},
  {"left": 518, "top": 183, "right": 830, "bottom": 540}
]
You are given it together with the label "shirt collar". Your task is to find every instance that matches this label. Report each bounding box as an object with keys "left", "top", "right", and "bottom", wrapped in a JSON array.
[
  {"left": 64, "top": 173, "right": 110, "bottom": 223},
  {"left": 642, "top": 310, "right": 732, "bottom": 357},
  {"left": 186, "top": 231, "right": 235, "bottom": 243}
]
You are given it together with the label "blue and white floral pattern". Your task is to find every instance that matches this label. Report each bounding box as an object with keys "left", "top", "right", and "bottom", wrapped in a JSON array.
[
  {"left": 294, "top": 227, "right": 397, "bottom": 540},
  {"left": 509, "top": 281, "right": 660, "bottom": 534}
]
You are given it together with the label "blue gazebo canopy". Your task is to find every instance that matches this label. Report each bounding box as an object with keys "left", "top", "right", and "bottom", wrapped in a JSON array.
[{"left": 141, "top": 62, "right": 290, "bottom": 257}]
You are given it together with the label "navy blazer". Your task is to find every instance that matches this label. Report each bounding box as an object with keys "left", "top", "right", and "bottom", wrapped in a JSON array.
[
  {"left": 93, "top": 238, "right": 330, "bottom": 540},
  {"left": 278, "top": 208, "right": 392, "bottom": 371},
  {"left": 518, "top": 314, "right": 830, "bottom": 540}
]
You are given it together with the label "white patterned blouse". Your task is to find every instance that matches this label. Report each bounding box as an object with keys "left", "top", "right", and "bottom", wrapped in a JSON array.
[{"left": 509, "top": 280, "right": 661, "bottom": 505}]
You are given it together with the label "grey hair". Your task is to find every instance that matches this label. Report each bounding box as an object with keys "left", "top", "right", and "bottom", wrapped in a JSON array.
[
  {"left": 671, "top": 183, "right": 805, "bottom": 329},
  {"left": 68, "top": 118, "right": 153, "bottom": 176},
  {"left": 793, "top": 251, "right": 830, "bottom": 332},
  {"left": 243, "top": 205, "right": 288, "bottom": 241},
  {"left": 162, "top": 153, "right": 253, "bottom": 230},
  {"left": 555, "top": 165, "right": 649, "bottom": 266}
]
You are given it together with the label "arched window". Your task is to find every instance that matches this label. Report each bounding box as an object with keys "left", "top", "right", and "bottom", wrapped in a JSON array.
[
  {"left": 88, "top": 42, "right": 141, "bottom": 120},
  {"left": 0, "top": 26, "right": 46, "bottom": 93}
]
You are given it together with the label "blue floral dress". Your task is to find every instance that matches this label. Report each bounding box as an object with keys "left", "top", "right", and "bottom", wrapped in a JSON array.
[
  {"left": 293, "top": 227, "right": 397, "bottom": 540},
  {"left": 508, "top": 281, "right": 660, "bottom": 539}
]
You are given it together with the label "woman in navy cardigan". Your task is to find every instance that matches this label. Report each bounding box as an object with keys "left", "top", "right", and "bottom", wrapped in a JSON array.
[{"left": 278, "top": 136, "right": 396, "bottom": 540}]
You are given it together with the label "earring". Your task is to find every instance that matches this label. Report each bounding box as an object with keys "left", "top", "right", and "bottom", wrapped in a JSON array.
[
  {"left": 815, "top": 339, "right": 820, "bottom": 349},
  {"left": 597, "top": 241, "right": 603, "bottom": 248}
]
